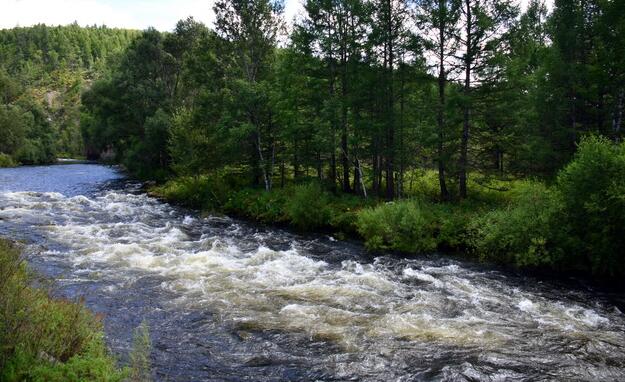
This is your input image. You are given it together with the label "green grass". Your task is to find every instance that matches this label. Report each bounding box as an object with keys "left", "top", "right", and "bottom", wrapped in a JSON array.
[
  {"left": 151, "top": 176, "right": 377, "bottom": 236},
  {"left": 150, "top": 172, "right": 490, "bottom": 249},
  {"left": 0, "top": 239, "right": 128, "bottom": 382},
  {"left": 0, "top": 153, "right": 17, "bottom": 168}
]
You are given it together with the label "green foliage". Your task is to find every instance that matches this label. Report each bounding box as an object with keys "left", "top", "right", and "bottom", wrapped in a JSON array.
[
  {"left": 0, "top": 105, "right": 27, "bottom": 156},
  {"left": 284, "top": 183, "right": 330, "bottom": 230},
  {"left": 123, "top": 109, "right": 172, "bottom": 181},
  {"left": 129, "top": 322, "right": 152, "bottom": 382},
  {"left": 0, "top": 153, "right": 16, "bottom": 167},
  {"left": 403, "top": 170, "right": 443, "bottom": 201},
  {"left": 152, "top": 176, "right": 226, "bottom": 210},
  {"left": 154, "top": 176, "right": 374, "bottom": 233},
  {"left": 3, "top": 2, "right": 619, "bottom": 284},
  {"left": 81, "top": 25, "right": 205, "bottom": 177},
  {"left": 356, "top": 201, "right": 438, "bottom": 253},
  {"left": 556, "top": 136, "right": 625, "bottom": 276},
  {"left": 0, "top": 24, "right": 138, "bottom": 77},
  {"left": 0, "top": 102, "right": 56, "bottom": 165},
  {"left": 0, "top": 239, "right": 126, "bottom": 382},
  {"left": 0, "top": 25, "right": 137, "bottom": 163},
  {"left": 169, "top": 108, "right": 211, "bottom": 176},
  {"left": 226, "top": 188, "right": 289, "bottom": 224},
  {"left": 467, "top": 137, "right": 625, "bottom": 278},
  {"left": 468, "top": 181, "right": 562, "bottom": 268},
  {"left": 428, "top": 201, "right": 477, "bottom": 251}
]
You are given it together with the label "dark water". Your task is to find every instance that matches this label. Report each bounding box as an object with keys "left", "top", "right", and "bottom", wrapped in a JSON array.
[{"left": 1, "top": 164, "right": 625, "bottom": 381}]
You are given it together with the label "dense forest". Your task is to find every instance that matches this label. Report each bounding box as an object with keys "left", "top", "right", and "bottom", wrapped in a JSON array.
[
  {"left": 1, "top": 0, "right": 624, "bottom": 281},
  {"left": 81, "top": 0, "right": 625, "bottom": 187},
  {"left": 0, "top": 24, "right": 138, "bottom": 165}
]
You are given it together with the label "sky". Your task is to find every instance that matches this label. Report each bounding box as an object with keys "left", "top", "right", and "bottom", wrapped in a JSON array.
[{"left": 1, "top": 0, "right": 552, "bottom": 32}]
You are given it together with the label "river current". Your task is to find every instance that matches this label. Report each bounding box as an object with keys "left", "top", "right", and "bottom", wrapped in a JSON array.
[{"left": 1, "top": 164, "right": 625, "bottom": 381}]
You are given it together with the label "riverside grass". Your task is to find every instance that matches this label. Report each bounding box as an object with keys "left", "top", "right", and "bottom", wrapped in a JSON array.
[
  {"left": 151, "top": 137, "right": 625, "bottom": 283},
  {"left": 0, "top": 239, "right": 127, "bottom": 382},
  {"left": 151, "top": 173, "right": 517, "bottom": 257}
]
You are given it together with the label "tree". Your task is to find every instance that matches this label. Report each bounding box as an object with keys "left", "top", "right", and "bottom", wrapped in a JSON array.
[
  {"left": 297, "top": 0, "right": 371, "bottom": 192},
  {"left": 373, "top": 0, "right": 412, "bottom": 199},
  {"left": 214, "top": 0, "right": 284, "bottom": 190},
  {"left": 456, "top": 0, "right": 517, "bottom": 198},
  {"left": 416, "top": 0, "right": 461, "bottom": 201},
  {"left": 81, "top": 28, "right": 180, "bottom": 178}
]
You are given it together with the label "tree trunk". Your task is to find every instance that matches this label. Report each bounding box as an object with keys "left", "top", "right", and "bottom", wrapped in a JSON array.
[
  {"left": 459, "top": 0, "right": 471, "bottom": 200},
  {"left": 340, "top": 25, "right": 351, "bottom": 193},
  {"left": 372, "top": 146, "right": 380, "bottom": 196},
  {"left": 385, "top": 0, "right": 395, "bottom": 201},
  {"left": 398, "top": 56, "right": 405, "bottom": 199},
  {"left": 353, "top": 158, "right": 361, "bottom": 195},
  {"left": 437, "top": 1, "right": 450, "bottom": 201},
  {"left": 614, "top": 88, "right": 624, "bottom": 137},
  {"left": 280, "top": 159, "right": 285, "bottom": 188},
  {"left": 341, "top": 108, "right": 351, "bottom": 193},
  {"left": 357, "top": 158, "right": 367, "bottom": 198},
  {"left": 330, "top": 151, "right": 337, "bottom": 191},
  {"left": 255, "top": 130, "right": 270, "bottom": 191},
  {"left": 316, "top": 151, "right": 322, "bottom": 180},
  {"left": 293, "top": 138, "right": 301, "bottom": 179}
]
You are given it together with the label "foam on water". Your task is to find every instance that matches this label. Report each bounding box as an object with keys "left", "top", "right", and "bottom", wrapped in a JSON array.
[{"left": 2, "top": 187, "right": 625, "bottom": 381}]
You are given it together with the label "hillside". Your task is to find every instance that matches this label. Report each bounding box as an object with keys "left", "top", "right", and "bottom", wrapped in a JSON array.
[{"left": 0, "top": 24, "right": 139, "bottom": 165}]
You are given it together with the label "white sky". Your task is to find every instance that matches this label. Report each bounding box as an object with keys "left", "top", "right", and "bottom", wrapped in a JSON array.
[{"left": 0, "top": 0, "right": 552, "bottom": 32}]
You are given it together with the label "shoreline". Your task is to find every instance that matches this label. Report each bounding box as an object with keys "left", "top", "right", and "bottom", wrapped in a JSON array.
[{"left": 147, "top": 175, "right": 625, "bottom": 293}]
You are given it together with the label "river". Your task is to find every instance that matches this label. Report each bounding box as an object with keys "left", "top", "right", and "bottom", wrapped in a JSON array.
[{"left": 1, "top": 163, "right": 624, "bottom": 381}]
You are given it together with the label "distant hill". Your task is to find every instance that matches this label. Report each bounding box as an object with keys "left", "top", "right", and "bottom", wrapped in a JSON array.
[{"left": 0, "top": 24, "right": 139, "bottom": 164}]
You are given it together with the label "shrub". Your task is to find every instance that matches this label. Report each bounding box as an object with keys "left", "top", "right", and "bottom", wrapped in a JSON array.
[
  {"left": 129, "top": 322, "right": 152, "bottom": 382},
  {"left": 226, "top": 188, "right": 289, "bottom": 224},
  {"left": 429, "top": 201, "right": 478, "bottom": 251},
  {"left": 556, "top": 136, "right": 625, "bottom": 277},
  {"left": 0, "top": 239, "right": 126, "bottom": 382},
  {"left": 468, "top": 181, "right": 562, "bottom": 268},
  {"left": 0, "top": 152, "right": 16, "bottom": 167},
  {"left": 404, "top": 170, "right": 441, "bottom": 201},
  {"left": 152, "top": 175, "right": 229, "bottom": 210},
  {"left": 284, "top": 183, "right": 330, "bottom": 230},
  {"left": 327, "top": 194, "right": 371, "bottom": 237},
  {"left": 356, "top": 200, "right": 437, "bottom": 253}
]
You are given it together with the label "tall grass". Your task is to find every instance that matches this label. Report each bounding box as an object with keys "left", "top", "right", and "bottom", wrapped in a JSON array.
[{"left": 0, "top": 239, "right": 127, "bottom": 382}]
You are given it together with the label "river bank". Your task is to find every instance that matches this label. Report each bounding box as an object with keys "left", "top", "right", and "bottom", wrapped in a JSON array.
[
  {"left": 0, "top": 238, "right": 127, "bottom": 381},
  {"left": 150, "top": 137, "right": 625, "bottom": 287}
]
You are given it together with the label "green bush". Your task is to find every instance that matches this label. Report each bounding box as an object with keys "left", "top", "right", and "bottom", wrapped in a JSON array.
[
  {"left": 15, "top": 139, "right": 55, "bottom": 165},
  {"left": 225, "top": 188, "right": 289, "bottom": 224},
  {"left": 327, "top": 194, "right": 371, "bottom": 237},
  {"left": 403, "top": 170, "right": 441, "bottom": 201},
  {"left": 0, "top": 239, "right": 126, "bottom": 382},
  {"left": 284, "top": 183, "right": 330, "bottom": 230},
  {"left": 356, "top": 200, "right": 438, "bottom": 253},
  {"left": 468, "top": 181, "right": 562, "bottom": 268},
  {"left": 129, "top": 322, "right": 152, "bottom": 382},
  {"left": 429, "top": 201, "right": 478, "bottom": 250},
  {"left": 152, "top": 175, "right": 230, "bottom": 210},
  {"left": 0, "top": 152, "right": 16, "bottom": 167},
  {"left": 556, "top": 136, "right": 625, "bottom": 277}
]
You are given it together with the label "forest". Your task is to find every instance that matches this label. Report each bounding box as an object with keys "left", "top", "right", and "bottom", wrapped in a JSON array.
[
  {"left": 2, "top": 0, "right": 625, "bottom": 282},
  {"left": 0, "top": 24, "right": 138, "bottom": 165}
]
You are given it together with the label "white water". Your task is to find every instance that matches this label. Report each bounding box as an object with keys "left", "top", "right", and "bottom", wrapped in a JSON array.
[{"left": 2, "top": 181, "right": 625, "bottom": 381}]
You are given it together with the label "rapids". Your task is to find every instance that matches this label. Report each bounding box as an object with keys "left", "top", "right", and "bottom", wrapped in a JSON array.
[{"left": 1, "top": 164, "right": 625, "bottom": 381}]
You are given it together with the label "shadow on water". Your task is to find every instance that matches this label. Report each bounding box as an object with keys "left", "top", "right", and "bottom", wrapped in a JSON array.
[{"left": 1, "top": 163, "right": 625, "bottom": 381}]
